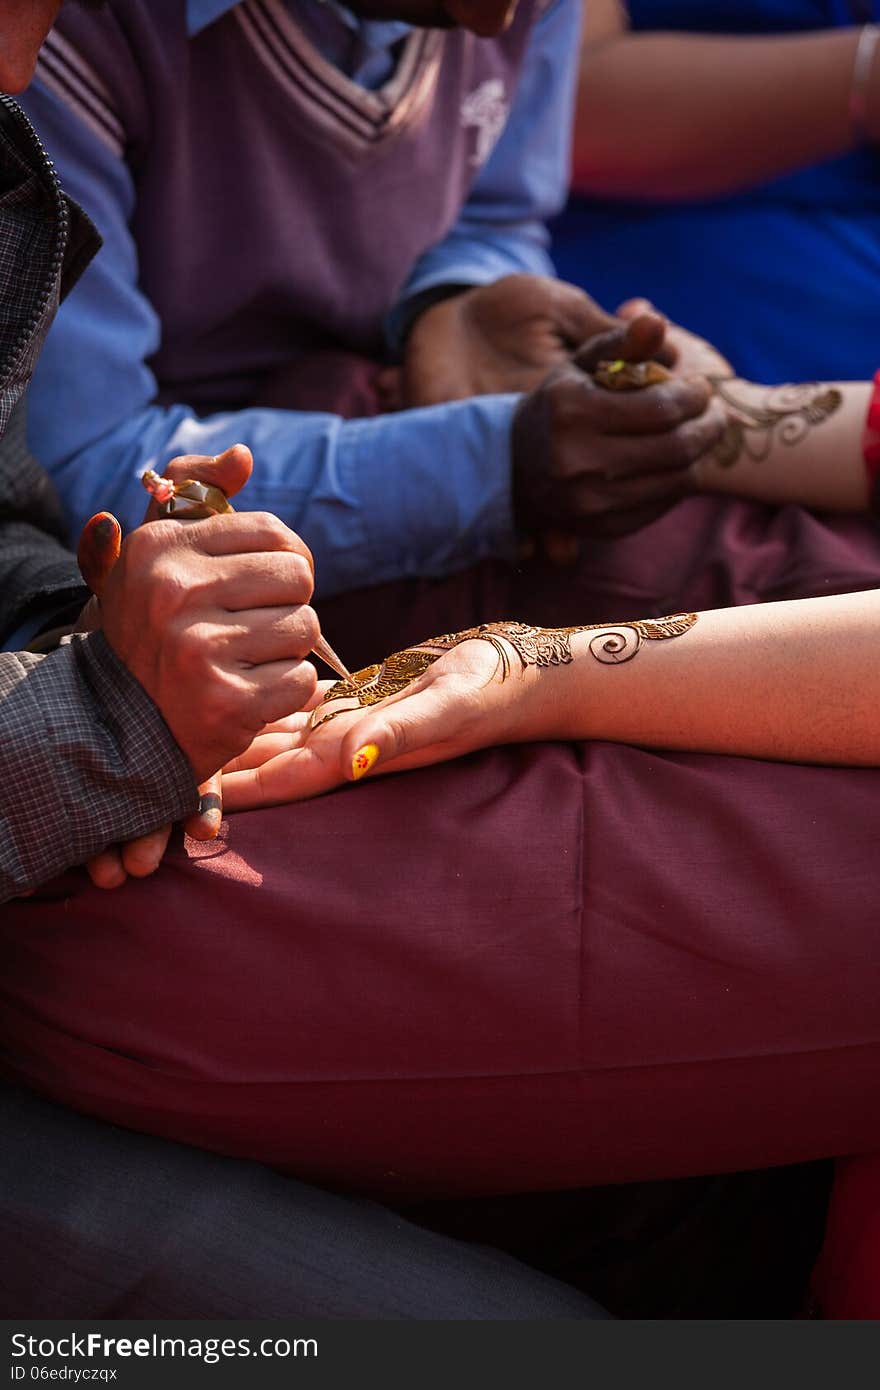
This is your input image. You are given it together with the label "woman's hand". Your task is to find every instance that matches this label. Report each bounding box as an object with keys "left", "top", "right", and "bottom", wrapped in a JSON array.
[
  {"left": 616, "top": 297, "right": 734, "bottom": 380},
  {"left": 221, "top": 635, "right": 549, "bottom": 810}
]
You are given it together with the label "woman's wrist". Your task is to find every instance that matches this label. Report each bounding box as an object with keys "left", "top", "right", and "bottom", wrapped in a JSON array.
[
  {"left": 486, "top": 613, "right": 701, "bottom": 746},
  {"left": 690, "top": 377, "right": 866, "bottom": 511}
]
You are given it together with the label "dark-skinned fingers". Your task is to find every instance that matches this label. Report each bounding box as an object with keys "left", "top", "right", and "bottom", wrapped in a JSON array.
[
  {"left": 585, "top": 497, "right": 681, "bottom": 539},
  {"left": 592, "top": 405, "right": 726, "bottom": 480},
  {"left": 539, "top": 530, "right": 581, "bottom": 566},
  {"left": 543, "top": 280, "right": 618, "bottom": 348},
  {"left": 185, "top": 774, "right": 223, "bottom": 840},
  {"left": 85, "top": 846, "right": 128, "bottom": 891},
  {"left": 570, "top": 464, "right": 695, "bottom": 523},
  {"left": 121, "top": 824, "right": 173, "bottom": 877},
  {"left": 572, "top": 312, "right": 666, "bottom": 373},
  {"left": 548, "top": 372, "right": 713, "bottom": 437},
  {"left": 614, "top": 298, "right": 677, "bottom": 367}
]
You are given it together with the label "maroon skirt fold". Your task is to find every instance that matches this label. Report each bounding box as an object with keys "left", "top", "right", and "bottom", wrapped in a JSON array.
[{"left": 3, "top": 738, "right": 879, "bottom": 1200}]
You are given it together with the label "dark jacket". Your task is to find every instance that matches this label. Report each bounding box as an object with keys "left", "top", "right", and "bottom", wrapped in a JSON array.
[{"left": 0, "top": 96, "right": 196, "bottom": 904}]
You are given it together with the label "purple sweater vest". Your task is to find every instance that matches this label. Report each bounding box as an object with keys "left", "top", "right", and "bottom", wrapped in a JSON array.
[{"left": 53, "top": 0, "right": 542, "bottom": 414}]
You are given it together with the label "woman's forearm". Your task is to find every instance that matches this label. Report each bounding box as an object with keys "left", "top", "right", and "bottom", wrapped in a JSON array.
[
  {"left": 533, "top": 591, "right": 880, "bottom": 766},
  {"left": 574, "top": 30, "right": 868, "bottom": 198},
  {"left": 692, "top": 378, "right": 871, "bottom": 511}
]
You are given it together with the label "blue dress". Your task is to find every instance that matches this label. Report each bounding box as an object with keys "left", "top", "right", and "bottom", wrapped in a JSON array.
[{"left": 551, "top": 0, "right": 880, "bottom": 382}]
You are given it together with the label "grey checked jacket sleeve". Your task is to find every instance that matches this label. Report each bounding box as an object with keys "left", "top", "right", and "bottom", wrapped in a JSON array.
[
  {"left": 0, "top": 636, "right": 198, "bottom": 904},
  {"left": 0, "top": 409, "right": 199, "bottom": 906},
  {"left": 0, "top": 99, "right": 198, "bottom": 904}
]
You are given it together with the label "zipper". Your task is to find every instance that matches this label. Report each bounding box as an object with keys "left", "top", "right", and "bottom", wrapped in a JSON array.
[{"left": 0, "top": 93, "right": 69, "bottom": 394}]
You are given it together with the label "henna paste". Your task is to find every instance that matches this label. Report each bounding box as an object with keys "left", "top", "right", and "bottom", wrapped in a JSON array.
[
  {"left": 310, "top": 614, "right": 698, "bottom": 728},
  {"left": 592, "top": 359, "right": 672, "bottom": 390},
  {"left": 709, "top": 378, "right": 842, "bottom": 469}
]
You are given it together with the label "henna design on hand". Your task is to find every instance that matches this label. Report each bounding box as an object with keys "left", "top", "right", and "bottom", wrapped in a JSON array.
[
  {"left": 708, "top": 378, "right": 842, "bottom": 469},
  {"left": 310, "top": 614, "right": 698, "bottom": 728}
]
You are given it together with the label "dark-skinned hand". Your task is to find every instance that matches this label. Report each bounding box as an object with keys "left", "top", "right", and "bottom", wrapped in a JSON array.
[
  {"left": 511, "top": 312, "right": 727, "bottom": 539},
  {"left": 402, "top": 273, "right": 619, "bottom": 406}
]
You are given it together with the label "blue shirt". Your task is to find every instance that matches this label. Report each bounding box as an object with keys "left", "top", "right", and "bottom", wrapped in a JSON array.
[{"left": 21, "top": 0, "right": 579, "bottom": 598}]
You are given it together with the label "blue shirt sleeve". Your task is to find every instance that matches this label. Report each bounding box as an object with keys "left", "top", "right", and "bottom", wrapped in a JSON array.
[
  {"left": 18, "top": 84, "right": 518, "bottom": 600},
  {"left": 387, "top": 0, "right": 581, "bottom": 346}
]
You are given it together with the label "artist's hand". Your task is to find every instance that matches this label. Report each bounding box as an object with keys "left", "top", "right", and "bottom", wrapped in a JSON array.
[
  {"left": 80, "top": 447, "right": 319, "bottom": 888},
  {"left": 222, "top": 635, "right": 540, "bottom": 809},
  {"left": 80, "top": 447, "right": 249, "bottom": 886},
  {"left": 512, "top": 312, "right": 726, "bottom": 539},
  {"left": 402, "top": 274, "right": 618, "bottom": 406}
]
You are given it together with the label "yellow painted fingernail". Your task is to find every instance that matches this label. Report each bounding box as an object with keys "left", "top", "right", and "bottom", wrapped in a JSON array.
[{"left": 351, "top": 743, "right": 380, "bottom": 781}]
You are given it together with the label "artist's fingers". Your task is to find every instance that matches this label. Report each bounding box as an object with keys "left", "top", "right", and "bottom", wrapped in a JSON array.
[
  {"left": 85, "top": 845, "right": 127, "bottom": 891},
  {"left": 184, "top": 775, "right": 223, "bottom": 840},
  {"left": 221, "top": 603, "right": 321, "bottom": 664},
  {"left": 121, "top": 824, "right": 173, "bottom": 878},
  {"left": 85, "top": 825, "right": 174, "bottom": 888},
  {"left": 614, "top": 299, "right": 677, "bottom": 366},
  {"left": 162, "top": 443, "right": 254, "bottom": 501},
  {"left": 245, "top": 658, "right": 319, "bottom": 725},
  {"left": 148, "top": 511, "right": 315, "bottom": 570},
  {"left": 77, "top": 512, "right": 122, "bottom": 597}
]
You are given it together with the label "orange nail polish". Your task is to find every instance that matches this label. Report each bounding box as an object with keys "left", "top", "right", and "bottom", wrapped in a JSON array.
[{"left": 351, "top": 743, "right": 380, "bottom": 781}]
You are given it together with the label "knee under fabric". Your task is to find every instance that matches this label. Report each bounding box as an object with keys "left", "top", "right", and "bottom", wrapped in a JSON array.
[
  {"left": 3, "top": 739, "right": 880, "bottom": 1201},
  {"left": 811, "top": 1156, "right": 880, "bottom": 1319}
]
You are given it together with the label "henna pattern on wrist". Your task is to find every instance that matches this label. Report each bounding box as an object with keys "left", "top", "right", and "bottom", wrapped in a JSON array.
[
  {"left": 708, "top": 377, "right": 842, "bottom": 469},
  {"left": 310, "top": 614, "right": 697, "bottom": 728}
]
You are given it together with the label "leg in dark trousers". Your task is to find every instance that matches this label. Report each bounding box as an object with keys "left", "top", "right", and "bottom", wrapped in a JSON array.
[{"left": 0, "top": 1087, "right": 605, "bottom": 1319}]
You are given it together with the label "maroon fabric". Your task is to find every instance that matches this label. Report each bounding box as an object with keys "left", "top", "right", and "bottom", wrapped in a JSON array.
[
  {"left": 316, "top": 496, "right": 880, "bottom": 670},
  {"left": 3, "top": 737, "right": 880, "bottom": 1201},
  {"left": 252, "top": 351, "right": 400, "bottom": 417},
  {"left": 4, "top": 499, "right": 880, "bottom": 1199}
]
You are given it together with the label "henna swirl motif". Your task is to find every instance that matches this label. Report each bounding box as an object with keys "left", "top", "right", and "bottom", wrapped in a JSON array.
[
  {"left": 310, "top": 614, "right": 697, "bottom": 727},
  {"left": 708, "top": 377, "right": 842, "bottom": 468}
]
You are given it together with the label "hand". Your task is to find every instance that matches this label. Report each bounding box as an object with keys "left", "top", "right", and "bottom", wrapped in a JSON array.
[
  {"left": 616, "top": 297, "right": 734, "bottom": 380},
  {"left": 222, "top": 635, "right": 537, "bottom": 810},
  {"left": 511, "top": 312, "right": 727, "bottom": 539},
  {"left": 78, "top": 447, "right": 319, "bottom": 889},
  {"left": 100, "top": 519, "right": 318, "bottom": 781},
  {"left": 80, "top": 448, "right": 248, "bottom": 887},
  {"left": 402, "top": 273, "right": 618, "bottom": 406}
]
